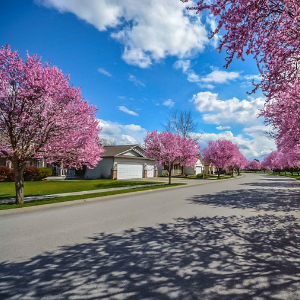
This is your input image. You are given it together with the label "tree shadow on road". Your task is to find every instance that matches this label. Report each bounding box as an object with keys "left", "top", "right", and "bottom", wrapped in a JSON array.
[
  {"left": 1, "top": 215, "right": 300, "bottom": 300},
  {"left": 189, "top": 184, "right": 300, "bottom": 212}
]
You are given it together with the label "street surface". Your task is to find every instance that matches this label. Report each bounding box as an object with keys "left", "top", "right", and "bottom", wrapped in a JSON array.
[{"left": 0, "top": 173, "right": 300, "bottom": 299}]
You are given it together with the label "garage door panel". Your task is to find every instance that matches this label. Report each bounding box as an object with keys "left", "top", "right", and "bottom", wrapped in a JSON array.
[
  {"left": 147, "top": 163, "right": 155, "bottom": 177},
  {"left": 117, "top": 163, "right": 143, "bottom": 179},
  {"left": 196, "top": 166, "right": 202, "bottom": 174}
]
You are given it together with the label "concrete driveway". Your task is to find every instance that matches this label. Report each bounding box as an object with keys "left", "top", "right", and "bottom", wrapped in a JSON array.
[{"left": 0, "top": 173, "right": 300, "bottom": 299}]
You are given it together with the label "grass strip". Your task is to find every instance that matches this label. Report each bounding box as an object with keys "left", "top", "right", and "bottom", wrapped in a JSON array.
[
  {"left": 0, "top": 180, "right": 164, "bottom": 200},
  {"left": 276, "top": 173, "right": 300, "bottom": 180},
  {"left": 0, "top": 183, "right": 186, "bottom": 211}
]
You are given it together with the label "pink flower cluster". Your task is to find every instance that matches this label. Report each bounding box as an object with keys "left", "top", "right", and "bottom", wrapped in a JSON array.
[
  {"left": 202, "top": 139, "right": 247, "bottom": 176},
  {"left": 0, "top": 45, "right": 104, "bottom": 169},
  {"left": 144, "top": 131, "right": 201, "bottom": 182}
]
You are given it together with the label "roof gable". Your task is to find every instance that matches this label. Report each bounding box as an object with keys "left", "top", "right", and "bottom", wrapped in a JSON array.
[{"left": 101, "top": 145, "right": 146, "bottom": 158}]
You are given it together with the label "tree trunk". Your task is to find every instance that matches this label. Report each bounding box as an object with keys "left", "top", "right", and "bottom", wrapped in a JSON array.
[
  {"left": 181, "top": 165, "right": 184, "bottom": 176},
  {"left": 218, "top": 168, "right": 221, "bottom": 179},
  {"left": 13, "top": 160, "right": 25, "bottom": 204},
  {"left": 168, "top": 164, "right": 172, "bottom": 185}
]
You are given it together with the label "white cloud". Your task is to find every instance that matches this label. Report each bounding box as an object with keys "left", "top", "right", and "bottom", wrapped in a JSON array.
[
  {"left": 216, "top": 126, "right": 231, "bottom": 130},
  {"left": 128, "top": 74, "right": 145, "bottom": 87},
  {"left": 118, "top": 96, "right": 126, "bottom": 100},
  {"left": 163, "top": 99, "right": 175, "bottom": 108},
  {"left": 244, "top": 74, "right": 261, "bottom": 81},
  {"left": 206, "top": 16, "right": 221, "bottom": 48},
  {"left": 191, "top": 130, "right": 276, "bottom": 161},
  {"left": 198, "top": 83, "right": 215, "bottom": 89},
  {"left": 173, "top": 60, "right": 238, "bottom": 87},
  {"left": 121, "top": 135, "right": 138, "bottom": 144},
  {"left": 97, "top": 68, "right": 112, "bottom": 77},
  {"left": 118, "top": 106, "right": 139, "bottom": 116},
  {"left": 201, "top": 70, "right": 240, "bottom": 83},
  {"left": 192, "top": 91, "right": 265, "bottom": 125},
  {"left": 187, "top": 72, "right": 201, "bottom": 83},
  {"left": 173, "top": 59, "right": 191, "bottom": 73},
  {"left": 98, "top": 119, "right": 146, "bottom": 145},
  {"left": 38, "top": 0, "right": 209, "bottom": 68},
  {"left": 121, "top": 124, "right": 145, "bottom": 131}
]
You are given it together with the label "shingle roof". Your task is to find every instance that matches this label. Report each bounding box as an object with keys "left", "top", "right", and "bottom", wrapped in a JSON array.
[{"left": 101, "top": 145, "right": 145, "bottom": 157}]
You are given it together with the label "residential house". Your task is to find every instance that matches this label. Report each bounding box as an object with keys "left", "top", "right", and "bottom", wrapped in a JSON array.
[
  {"left": 84, "top": 145, "right": 157, "bottom": 180},
  {"left": 158, "top": 156, "right": 206, "bottom": 176}
]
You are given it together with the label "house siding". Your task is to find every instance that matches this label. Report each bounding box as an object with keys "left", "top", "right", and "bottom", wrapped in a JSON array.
[{"left": 84, "top": 158, "right": 114, "bottom": 179}]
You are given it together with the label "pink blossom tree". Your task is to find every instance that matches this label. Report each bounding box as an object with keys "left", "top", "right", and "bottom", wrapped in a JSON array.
[
  {"left": 245, "top": 160, "right": 261, "bottom": 173},
  {"left": 227, "top": 152, "right": 248, "bottom": 176},
  {"left": 144, "top": 131, "right": 200, "bottom": 184},
  {"left": 182, "top": 0, "right": 300, "bottom": 99},
  {"left": 202, "top": 140, "right": 239, "bottom": 178},
  {"left": 0, "top": 45, "right": 104, "bottom": 204},
  {"left": 183, "top": 0, "right": 300, "bottom": 167}
]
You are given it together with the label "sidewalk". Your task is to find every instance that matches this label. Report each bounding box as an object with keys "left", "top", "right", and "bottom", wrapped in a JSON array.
[
  {"left": 0, "top": 183, "right": 167, "bottom": 204},
  {"left": 0, "top": 176, "right": 240, "bottom": 204}
]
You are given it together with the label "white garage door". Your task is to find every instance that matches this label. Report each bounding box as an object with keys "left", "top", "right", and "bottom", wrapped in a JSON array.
[
  {"left": 196, "top": 166, "right": 202, "bottom": 174},
  {"left": 117, "top": 163, "right": 143, "bottom": 179},
  {"left": 147, "top": 163, "right": 155, "bottom": 177}
]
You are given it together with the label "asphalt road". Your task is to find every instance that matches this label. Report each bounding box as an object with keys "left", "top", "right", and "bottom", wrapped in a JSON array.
[{"left": 1, "top": 173, "right": 300, "bottom": 299}]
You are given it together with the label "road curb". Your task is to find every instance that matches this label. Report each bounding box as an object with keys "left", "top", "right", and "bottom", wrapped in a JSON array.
[{"left": 0, "top": 175, "right": 244, "bottom": 216}]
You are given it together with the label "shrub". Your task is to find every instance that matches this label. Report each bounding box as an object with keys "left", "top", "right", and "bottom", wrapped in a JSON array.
[
  {"left": 196, "top": 173, "right": 207, "bottom": 179},
  {"left": 24, "top": 166, "right": 39, "bottom": 181},
  {"left": 75, "top": 165, "right": 86, "bottom": 178},
  {"left": 38, "top": 167, "right": 52, "bottom": 180},
  {"left": 6, "top": 169, "right": 15, "bottom": 182},
  {"left": 0, "top": 166, "right": 11, "bottom": 181},
  {"left": 159, "top": 173, "right": 168, "bottom": 177}
]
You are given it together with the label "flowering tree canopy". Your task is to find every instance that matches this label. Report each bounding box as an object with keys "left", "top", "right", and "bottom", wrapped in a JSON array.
[
  {"left": 0, "top": 45, "right": 104, "bottom": 203},
  {"left": 227, "top": 152, "right": 248, "bottom": 176},
  {"left": 144, "top": 130, "right": 200, "bottom": 184},
  {"left": 262, "top": 150, "right": 300, "bottom": 174},
  {"left": 245, "top": 160, "right": 261, "bottom": 172},
  {"left": 202, "top": 139, "right": 239, "bottom": 178},
  {"left": 261, "top": 83, "right": 300, "bottom": 154},
  {"left": 183, "top": 0, "right": 300, "bottom": 168},
  {"left": 182, "top": 0, "right": 300, "bottom": 98}
]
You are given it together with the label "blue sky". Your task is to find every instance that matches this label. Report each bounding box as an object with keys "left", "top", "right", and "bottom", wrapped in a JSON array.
[{"left": 0, "top": 0, "right": 276, "bottom": 160}]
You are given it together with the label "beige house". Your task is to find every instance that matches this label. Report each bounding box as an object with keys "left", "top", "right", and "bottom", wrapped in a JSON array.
[
  {"left": 158, "top": 156, "right": 206, "bottom": 176},
  {"left": 84, "top": 145, "right": 157, "bottom": 180}
]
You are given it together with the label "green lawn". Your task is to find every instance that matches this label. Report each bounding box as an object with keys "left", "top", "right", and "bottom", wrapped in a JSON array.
[
  {"left": 276, "top": 173, "right": 300, "bottom": 180},
  {"left": 0, "top": 179, "right": 163, "bottom": 200},
  {"left": 0, "top": 183, "right": 185, "bottom": 210}
]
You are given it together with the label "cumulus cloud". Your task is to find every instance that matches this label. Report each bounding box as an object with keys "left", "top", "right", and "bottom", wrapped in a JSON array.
[
  {"left": 97, "top": 68, "right": 112, "bottom": 77},
  {"left": 38, "top": 0, "right": 208, "bottom": 68},
  {"left": 173, "top": 59, "right": 191, "bottom": 73},
  {"left": 128, "top": 74, "right": 145, "bottom": 87},
  {"left": 121, "top": 124, "right": 145, "bottom": 131},
  {"left": 98, "top": 119, "right": 146, "bottom": 145},
  {"left": 244, "top": 74, "right": 261, "bottom": 81},
  {"left": 163, "top": 99, "right": 175, "bottom": 108},
  {"left": 173, "top": 61, "right": 239, "bottom": 88},
  {"left": 201, "top": 70, "right": 240, "bottom": 83},
  {"left": 216, "top": 126, "right": 231, "bottom": 130},
  {"left": 118, "top": 106, "right": 139, "bottom": 116},
  {"left": 191, "top": 130, "right": 276, "bottom": 160},
  {"left": 192, "top": 91, "right": 265, "bottom": 125}
]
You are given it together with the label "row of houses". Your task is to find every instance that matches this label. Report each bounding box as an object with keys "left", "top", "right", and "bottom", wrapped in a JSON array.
[
  {"left": 0, "top": 145, "right": 216, "bottom": 180},
  {"left": 85, "top": 145, "right": 215, "bottom": 179}
]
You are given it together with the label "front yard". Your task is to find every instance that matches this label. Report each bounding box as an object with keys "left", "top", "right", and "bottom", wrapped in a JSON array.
[{"left": 0, "top": 179, "right": 163, "bottom": 200}]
